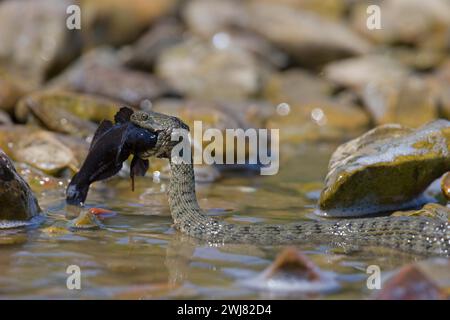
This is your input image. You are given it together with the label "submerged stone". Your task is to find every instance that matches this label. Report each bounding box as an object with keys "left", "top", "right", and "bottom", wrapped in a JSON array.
[
  {"left": 67, "top": 210, "right": 102, "bottom": 230},
  {"left": 374, "top": 263, "right": 447, "bottom": 300},
  {"left": 243, "top": 247, "right": 338, "bottom": 294},
  {"left": 0, "top": 149, "right": 41, "bottom": 221},
  {"left": 319, "top": 120, "right": 450, "bottom": 216}
]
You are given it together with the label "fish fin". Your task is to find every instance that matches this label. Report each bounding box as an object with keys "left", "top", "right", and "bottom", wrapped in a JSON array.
[
  {"left": 130, "top": 156, "right": 149, "bottom": 192},
  {"left": 90, "top": 120, "right": 113, "bottom": 151},
  {"left": 114, "top": 107, "right": 134, "bottom": 124}
]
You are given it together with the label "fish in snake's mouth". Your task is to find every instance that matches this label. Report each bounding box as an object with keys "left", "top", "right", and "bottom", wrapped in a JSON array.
[{"left": 66, "top": 107, "right": 159, "bottom": 206}]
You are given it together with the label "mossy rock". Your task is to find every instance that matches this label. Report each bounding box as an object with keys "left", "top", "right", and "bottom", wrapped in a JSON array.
[{"left": 319, "top": 120, "right": 450, "bottom": 216}]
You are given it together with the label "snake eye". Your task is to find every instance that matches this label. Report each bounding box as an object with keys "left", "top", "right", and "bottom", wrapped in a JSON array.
[{"left": 140, "top": 113, "right": 149, "bottom": 121}]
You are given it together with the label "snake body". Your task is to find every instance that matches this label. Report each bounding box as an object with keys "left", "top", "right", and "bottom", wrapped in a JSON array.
[{"left": 130, "top": 110, "right": 450, "bottom": 256}]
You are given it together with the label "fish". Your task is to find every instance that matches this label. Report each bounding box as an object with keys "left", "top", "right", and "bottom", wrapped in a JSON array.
[{"left": 66, "top": 107, "right": 158, "bottom": 206}]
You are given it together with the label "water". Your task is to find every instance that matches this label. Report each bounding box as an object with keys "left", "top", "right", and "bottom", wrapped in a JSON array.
[{"left": 0, "top": 143, "right": 443, "bottom": 299}]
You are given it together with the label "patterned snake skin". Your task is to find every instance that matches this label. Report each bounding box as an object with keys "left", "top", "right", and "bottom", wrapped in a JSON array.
[{"left": 130, "top": 110, "right": 450, "bottom": 256}]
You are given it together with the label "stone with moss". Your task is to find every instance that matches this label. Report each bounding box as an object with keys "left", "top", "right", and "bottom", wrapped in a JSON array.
[{"left": 319, "top": 120, "right": 450, "bottom": 216}]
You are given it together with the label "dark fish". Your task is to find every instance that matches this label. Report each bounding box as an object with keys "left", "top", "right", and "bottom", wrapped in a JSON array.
[{"left": 66, "top": 107, "right": 157, "bottom": 206}]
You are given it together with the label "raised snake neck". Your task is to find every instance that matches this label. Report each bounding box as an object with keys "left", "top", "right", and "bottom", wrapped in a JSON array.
[{"left": 130, "top": 111, "right": 450, "bottom": 256}]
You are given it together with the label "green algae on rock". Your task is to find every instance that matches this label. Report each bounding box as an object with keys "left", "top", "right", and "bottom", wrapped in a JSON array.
[
  {"left": 319, "top": 120, "right": 450, "bottom": 216},
  {"left": 0, "top": 149, "right": 41, "bottom": 222}
]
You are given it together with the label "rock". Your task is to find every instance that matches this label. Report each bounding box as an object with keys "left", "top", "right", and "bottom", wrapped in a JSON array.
[
  {"left": 324, "top": 55, "right": 409, "bottom": 91},
  {"left": 0, "top": 0, "right": 80, "bottom": 87},
  {"left": 319, "top": 120, "right": 450, "bottom": 216},
  {"left": 80, "top": 0, "right": 176, "bottom": 47},
  {"left": 246, "top": 1, "right": 371, "bottom": 66},
  {"left": 122, "top": 19, "right": 184, "bottom": 71},
  {"left": 15, "top": 162, "right": 63, "bottom": 190},
  {"left": 14, "top": 131, "right": 78, "bottom": 175},
  {"left": 374, "top": 263, "right": 447, "bottom": 300},
  {"left": 386, "top": 47, "right": 446, "bottom": 71},
  {"left": 183, "top": 0, "right": 248, "bottom": 38},
  {"left": 48, "top": 48, "right": 168, "bottom": 106},
  {"left": 183, "top": 1, "right": 288, "bottom": 68},
  {"left": 156, "top": 38, "right": 263, "bottom": 100},
  {"left": 67, "top": 210, "right": 102, "bottom": 230},
  {"left": 264, "top": 69, "right": 334, "bottom": 106},
  {"left": 351, "top": 0, "right": 450, "bottom": 50},
  {"left": 265, "top": 99, "right": 370, "bottom": 144},
  {"left": 0, "top": 73, "right": 27, "bottom": 112},
  {"left": 362, "top": 76, "right": 438, "bottom": 128},
  {"left": 0, "top": 126, "right": 80, "bottom": 175},
  {"left": 243, "top": 247, "right": 339, "bottom": 294},
  {"left": 42, "top": 222, "right": 70, "bottom": 236},
  {"left": 324, "top": 56, "right": 438, "bottom": 127},
  {"left": 16, "top": 91, "right": 123, "bottom": 138},
  {"left": 442, "top": 172, "right": 450, "bottom": 200},
  {"left": 0, "top": 110, "right": 12, "bottom": 125},
  {"left": 254, "top": 0, "right": 346, "bottom": 20},
  {"left": 0, "top": 149, "right": 41, "bottom": 221},
  {"left": 392, "top": 203, "right": 450, "bottom": 222}
]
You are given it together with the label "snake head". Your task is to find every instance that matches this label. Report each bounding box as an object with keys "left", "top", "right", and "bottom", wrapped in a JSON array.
[{"left": 130, "top": 110, "right": 190, "bottom": 159}]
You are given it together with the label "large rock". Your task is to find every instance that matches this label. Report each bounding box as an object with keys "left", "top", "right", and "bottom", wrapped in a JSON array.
[
  {"left": 324, "top": 56, "right": 437, "bottom": 127},
  {"left": 351, "top": 0, "right": 450, "bottom": 50},
  {"left": 0, "top": 149, "right": 40, "bottom": 221},
  {"left": 246, "top": 1, "right": 371, "bottom": 66},
  {"left": 48, "top": 48, "right": 168, "bottom": 107},
  {"left": 156, "top": 38, "right": 263, "bottom": 100},
  {"left": 0, "top": 0, "right": 80, "bottom": 88},
  {"left": 15, "top": 90, "right": 123, "bottom": 138},
  {"left": 319, "top": 120, "right": 450, "bottom": 216},
  {"left": 80, "top": 0, "right": 176, "bottom": 47}
]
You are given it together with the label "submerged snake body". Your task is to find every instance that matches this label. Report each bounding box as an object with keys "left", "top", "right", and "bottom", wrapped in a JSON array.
[{"left": 130, "top": 111, "right": 450, "bottom": 256}]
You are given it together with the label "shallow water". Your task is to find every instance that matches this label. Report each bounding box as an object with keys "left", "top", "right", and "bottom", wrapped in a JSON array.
[{"left": 0, "top": 143, "right": 446, "bottom": 299}]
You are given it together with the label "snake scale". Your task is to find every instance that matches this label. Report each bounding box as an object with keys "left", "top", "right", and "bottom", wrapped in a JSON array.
[{"left": 130, "top": 110, "right": 450, "bottom": 256}]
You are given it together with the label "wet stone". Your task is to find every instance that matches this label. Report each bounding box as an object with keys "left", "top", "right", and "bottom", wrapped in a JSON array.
[
  {"left": 374, "top": 263, "right": 447, "bottom": 300},
  {"left": 319, "top": 120, "right": 450, "bottom": 216},
  {"left": 0, "top": 149, "right": 41, "bottom": 221},
  {"left": 243, "top": 247, "right": 339, "bottom": 294},
  {"left": 67, "top": 210, "right": 102, "bottom": 230},
  {"left": 392, "top": 203, "right": 450, "bottom": 222}
]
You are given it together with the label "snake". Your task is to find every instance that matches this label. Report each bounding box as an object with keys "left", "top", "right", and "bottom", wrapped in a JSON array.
[{"left": 129, "top": 110, "right": 450, "bottom": 257}]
